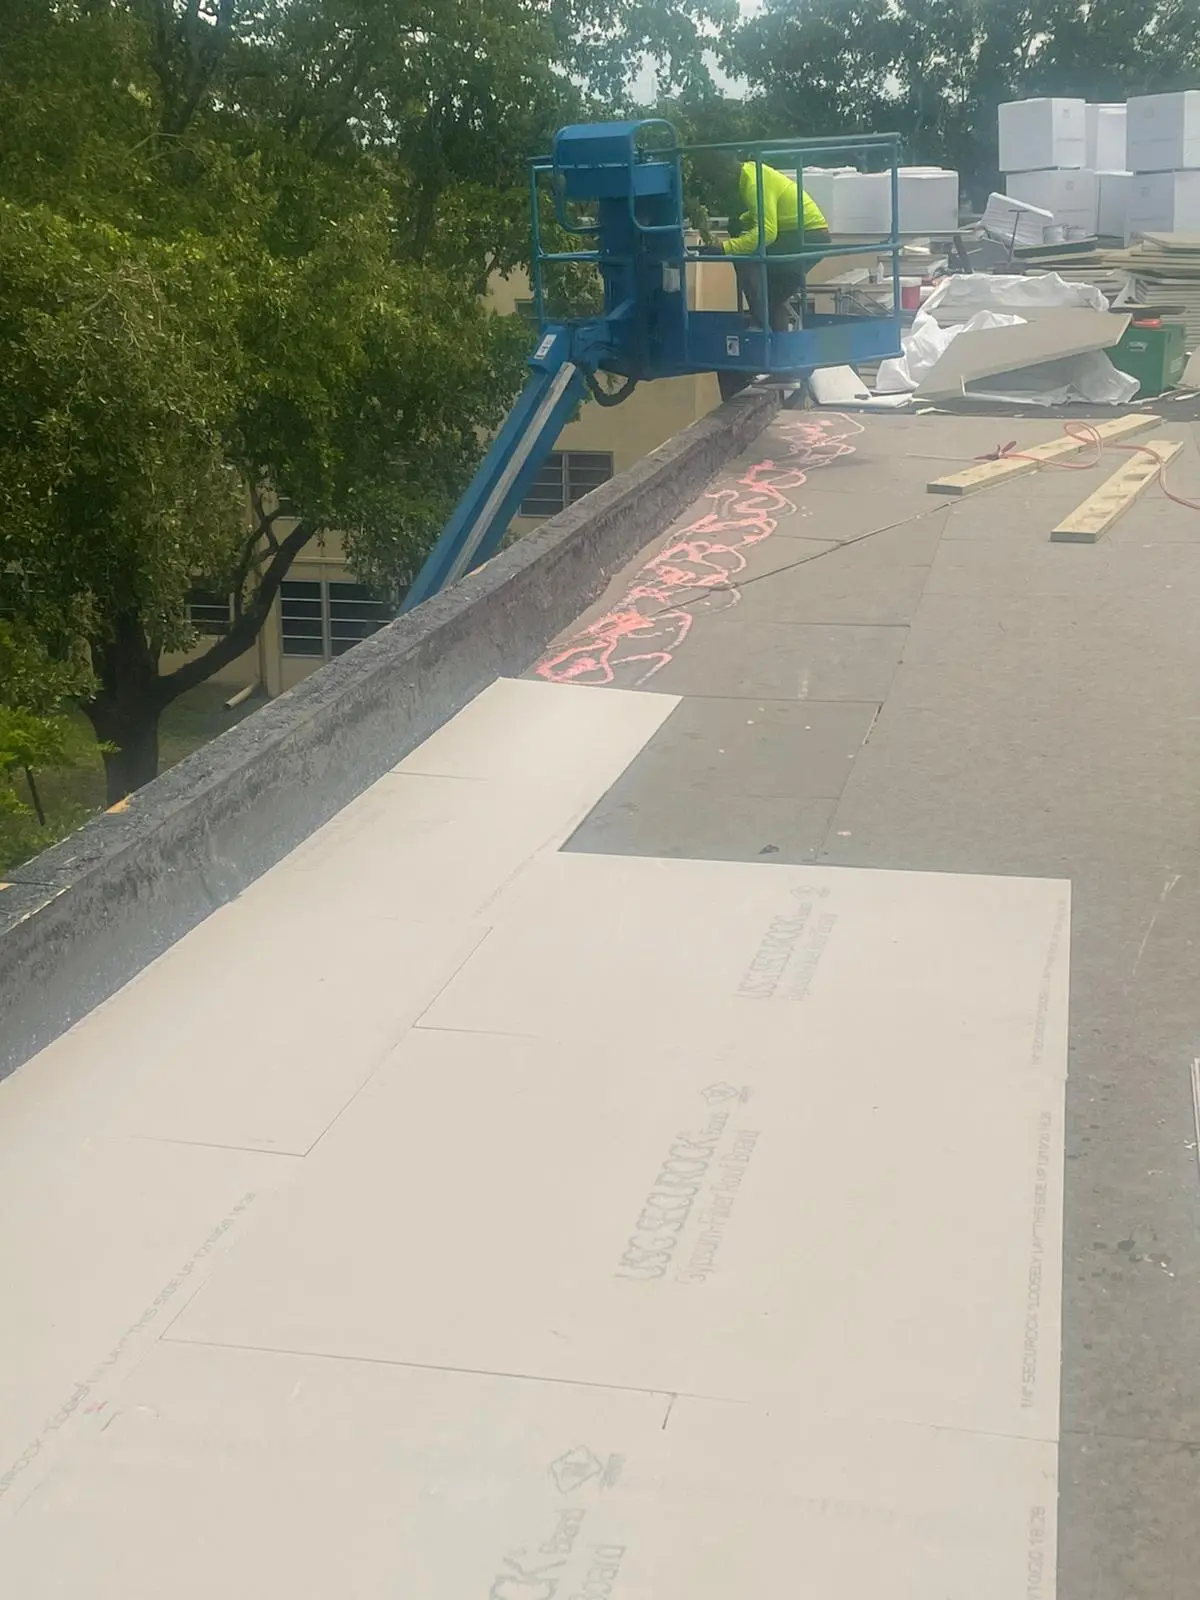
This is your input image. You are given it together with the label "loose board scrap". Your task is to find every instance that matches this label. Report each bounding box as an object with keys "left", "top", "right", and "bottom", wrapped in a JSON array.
[
  {"left": 1050, "top": 438, "right": 1182, "bottom": 542},
  {"left": 927, "top": 412, "right": 1161, "bottom": 497},
  {"left": 913, "top": 309, "right": 1131, "bottom": 403}
]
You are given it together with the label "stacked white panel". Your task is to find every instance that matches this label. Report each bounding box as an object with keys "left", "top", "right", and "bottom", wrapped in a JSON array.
[
  {"left": 1086, "top": 104, "right": 1127, "bottom": 172},
  {"left": 1097, "top": 171, "right": 1133, "bottom": 238},
  {"left": 980, "top": 192, "right": 1055, "bottom": 251},
  {"left": 1125, "top": 170, "right": 1200, "bottom": 241},
  {"left": 827, "top": 169, "right": 958, "bottom": 235},
  {"left": 830, "top": 172, "right": 890, "bottom": 233},
  {"left": 998, "top": 98, "right": 1086, "bottom": 172},
  {"left": 897, "top": 168, "right": 959, "bottom": 233},
  {"left": 1005, "top": 169, "right": 1098, "bottom": 235},
  {"left": 793, "top": 166, "right": 854, "bottom": 226},
  {"left": 1126, "top": 92, "right": 1200, "bottom": 173}
]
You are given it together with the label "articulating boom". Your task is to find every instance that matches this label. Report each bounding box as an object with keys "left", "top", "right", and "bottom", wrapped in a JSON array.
[{"left": 403, "top": 119, "right": 903, "bottom": 611}]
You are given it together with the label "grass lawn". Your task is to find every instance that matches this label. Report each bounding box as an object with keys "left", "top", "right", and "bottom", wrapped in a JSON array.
[{"left": 2, "top": 682, "right": 266, "bottom": 874}]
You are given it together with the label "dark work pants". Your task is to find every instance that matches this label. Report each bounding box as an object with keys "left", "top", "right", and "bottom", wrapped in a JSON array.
[
  {"left": 720, "top": 227, "right": 832, "bottom": 400},
  {"left": 733, "top": 227, "right": 832, "bottom": 331}
]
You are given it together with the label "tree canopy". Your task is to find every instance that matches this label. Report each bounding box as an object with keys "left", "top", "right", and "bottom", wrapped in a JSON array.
[
  {"left": 0, "top": 0, "right": 729, "bottom": 806},
  {"left": 724, "top": 0, "right": 1200, "bottom": 194}
]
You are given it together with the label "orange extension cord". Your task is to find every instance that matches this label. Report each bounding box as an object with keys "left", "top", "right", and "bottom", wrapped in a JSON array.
[{"left": 977, "top": 420, "right": 1200, "bottom": 513}]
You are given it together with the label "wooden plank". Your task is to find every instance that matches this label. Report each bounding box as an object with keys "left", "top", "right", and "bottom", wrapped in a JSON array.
[
  {"left": 927, "top": 412, "right": 1162, "bottom": 497},
  {"left": 1050, "top": 438, "right": 1181, "bottom": 543}
]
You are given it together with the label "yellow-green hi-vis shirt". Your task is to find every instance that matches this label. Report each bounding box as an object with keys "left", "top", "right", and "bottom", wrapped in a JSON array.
[{"left": 722, "top": 162, "right": 828, "bottom": 256}]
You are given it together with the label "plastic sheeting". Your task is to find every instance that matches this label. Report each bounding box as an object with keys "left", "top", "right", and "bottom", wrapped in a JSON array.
[
  {"left": 875, "top": 272, "right": 1139, "bottom": 404},
  {"left": 924, "top": 273, "right": 1109, "bottom": 320}
]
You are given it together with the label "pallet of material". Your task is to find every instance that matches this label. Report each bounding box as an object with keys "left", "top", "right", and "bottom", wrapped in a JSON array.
[
  {"left": 1131, "top": 278, "right": 1200, "bottom": 351},
  {"left": 927, "top": 414, "right": 1162, "bottom": 497},
  {"left": 1128, "top": 235, "right": 1200, "bottom": 335},
  {"left": 1050, "top": 438, "right": 1181, "bottom": 541},
  {"left": 1022, "top": 233, "right": 1200, "bottom": 349}
]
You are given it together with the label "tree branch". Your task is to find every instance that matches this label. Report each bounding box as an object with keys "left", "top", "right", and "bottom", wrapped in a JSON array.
[
  {"left": 159, "top": 518, "right": 316, "bottom": 702},
  {"left": 311, "top": 112, "right": 353, "bottom": 158},
  {"left": 154, "top": 0, "right": 239, "bottom": 137},
  {"left": 229, "top": 529, "right": 263, "bottom": 619}
]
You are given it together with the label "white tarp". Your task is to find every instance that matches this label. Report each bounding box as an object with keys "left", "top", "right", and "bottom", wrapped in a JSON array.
[
  {"left": 876, "top": 271, "right": 1138, "bottom": 404},
  {"left": 924, "top": 272, "right": 1109, "bottom": 321},
  {"left": 964, "top": 350, "right": 1139, "bottom": 407}
]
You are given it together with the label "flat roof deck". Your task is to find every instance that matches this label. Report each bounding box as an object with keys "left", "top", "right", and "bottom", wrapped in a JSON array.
[{"left": 4, "top": 407, "right": 1200, "bottom": 1596}]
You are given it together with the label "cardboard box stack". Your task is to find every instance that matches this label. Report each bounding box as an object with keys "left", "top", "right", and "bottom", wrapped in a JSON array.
[
  {"left": 1125, "top": 92, "right": 1200, "bottom": 241},
  {"left": 1016, "top": 94, "right": 1200, "bottom": 357},
  {"left": 999, "top": 92, "right": 1200, "bottom": 243},
  {"left": 1087, "top": 104, "right": 1128, "bottom": 172},
  {"left": 1001, "top": 97, "right": 1102, "bottom": 239},
  {"left": 1003, "top": 167, "right": 1098, "bottom": 235}
]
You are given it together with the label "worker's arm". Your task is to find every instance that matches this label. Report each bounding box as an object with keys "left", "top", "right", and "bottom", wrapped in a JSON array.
[{"left": 722, "top": 170, "right": 778, "bottom": 256}]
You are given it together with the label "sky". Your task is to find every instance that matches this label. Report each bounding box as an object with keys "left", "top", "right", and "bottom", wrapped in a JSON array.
[
  {"left": 630, "top": 51, "right": 746, "bottom": 103},
  {"left": 629, "top": 0, "right": 761, "bottom": 103}
]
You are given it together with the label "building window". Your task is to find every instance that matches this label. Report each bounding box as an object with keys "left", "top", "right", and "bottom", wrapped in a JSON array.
[
  {"left": 514, "top": 298, "right": 539, "bottom": 325},
  {"left": 280, "top": 579, "right": 392, "bottom": 660},
  {"left": 186, "top": 588, "right": 234, "bottom": 635},
  {"left": 520, "top": 451, "right": 614, "bottom": 518}
]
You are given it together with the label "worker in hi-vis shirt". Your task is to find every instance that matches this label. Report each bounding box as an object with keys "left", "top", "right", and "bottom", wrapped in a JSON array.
[{"left": 700, "top": 155, "right": 831, "bottom": 333}]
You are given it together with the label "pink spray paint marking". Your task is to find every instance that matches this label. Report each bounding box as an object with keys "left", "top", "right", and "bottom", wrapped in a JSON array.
[{"left": 534, "top": 413, "right": 864, "bottom": 689}]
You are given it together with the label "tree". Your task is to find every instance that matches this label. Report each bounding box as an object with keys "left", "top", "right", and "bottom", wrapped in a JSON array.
[
  {"left": 0, "top": 623, "right": 94, "bottom": 869},
  {"left": 0, "top": 0, "right": 735, "bottom": 806},
  {"left": 0, "top": 197, "right": 531, "bottom": 799},
  {"left": 636, "top": 90, "right": 776, "bottom": 225}
]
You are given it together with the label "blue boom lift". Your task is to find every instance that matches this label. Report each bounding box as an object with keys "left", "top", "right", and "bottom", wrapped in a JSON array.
[{"left": 403, "top": 120, "right": 904, "bottom": 610}]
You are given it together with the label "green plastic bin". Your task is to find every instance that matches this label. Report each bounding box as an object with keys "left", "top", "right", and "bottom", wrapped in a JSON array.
[{"left": 1105, "top": 320, "right": 1186, "bottom": 397}]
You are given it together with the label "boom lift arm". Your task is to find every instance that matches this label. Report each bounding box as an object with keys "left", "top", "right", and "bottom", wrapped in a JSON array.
[{"left": 402, "top": 331, "right": 589, "bottom": 610}]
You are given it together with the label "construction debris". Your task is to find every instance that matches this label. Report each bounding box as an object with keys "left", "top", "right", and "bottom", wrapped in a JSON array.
[
  {"left": 923, "top": 272, "right": 1110, "bottom": 323},
  {"left": 979, "top": 192, "right": 1055, "bottom": 252},
  {"left": 877, "top": 274, "right": 1135, "bottom": 404},
  {"left": 806, "top": 366, "right": 910, "bottom": 409},
  {"left": 875, "top": 307, "right": 1025, "bottom": 395},
  {"left": 1021, "top": 233, "right": 1200, "bottom": 351}
]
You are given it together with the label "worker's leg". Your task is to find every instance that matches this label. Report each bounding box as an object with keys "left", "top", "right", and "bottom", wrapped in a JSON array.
[
  {"left": 733, "top": 259, "right": 768, "bottom": 327},
  {"left": 768, "top": 229, "right": 830, "bottom": 330},
  {"left": 764, "top": 231, "right": 804, "bottom": 331},
  {"left": 725, "top": 260, "right": 763, "bottom": 399}
]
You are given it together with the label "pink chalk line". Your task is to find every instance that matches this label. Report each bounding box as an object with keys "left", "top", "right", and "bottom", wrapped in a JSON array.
[{"left": 534, "top": 413, "right": 864, "bottom": 688}]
